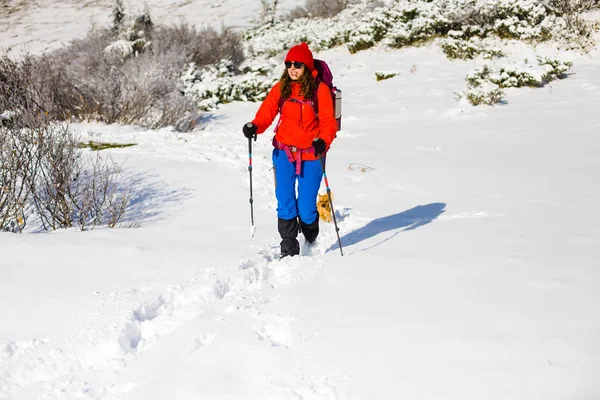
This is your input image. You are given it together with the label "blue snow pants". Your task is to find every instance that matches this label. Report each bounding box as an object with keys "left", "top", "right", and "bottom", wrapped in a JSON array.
[{"left": 272, "top": 148, "right": 323, "bottom": 224}]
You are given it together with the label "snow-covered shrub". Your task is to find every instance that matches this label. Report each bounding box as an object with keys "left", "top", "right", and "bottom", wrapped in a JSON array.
[
  {"left": 104, "top": 39, "right": 134, "bottom": 60},
  {"left": 1, "top": 52, "right": 133, "bottom": 232},
  {"left": 545, "top": 0, "right": 600, "bottom": 15},
  {"left": 3, "top": 2, "right": 250, "bottom": 130},
  {"left": 235, "top": 0, "right": 587, "bottom": 108},
  {"left": 0, "top": 110, "right": 15, "bottom": 126},
  {"left": 1, "top": 56, "right": 51, "bottom": 231},
  {"left": 536, "top": 56, "right": 573, "bottom": 79},
  {"left": 486, "top": 0, "right": 549, "bottom": 39},
  {"left": 259, "top": 0, "right": 279, "bottom": 25},
  {"left": 441, "top": 38, "right": 504, "bottom": 59},
  {"left": 246, "top": 0, "right": 596, "bottom": 59},
  {"left": 182, "top": 61, "right": 278, "bottom": 111},
  {"left": 458, "top": 57, "right": 573, "bottom": 105},
  {"left": 344, "top": 8, "right": 390, "bottom": 53},
  {"left": 0, "top": 55, "right": 41, "bottom": 233},
  {"left": 111, "top": 5, "right": 154, "bottom": 57},
  {"left": 306, "top": 0, "right": 349, "bottom": 18},
  {"left": 470, "top": 64, "right": 540, "bottom": 87},
  {"left": 153, "top": 22, "right": 245, "bottom": 69},
  {"left": 5, "top": 5, "right": 250, "bottom": 130},
  {"left": 287, "top": 0, "right": 353, "bottom": 21},
  {"left": 0, "top": 125, "right": 33, "bottom": 232},
  {"left": 457, "top": 80, "right": 505, "bottom": 106},
  {"left": 375, "top": 71, "right": 398, "bottom": 81},
  {"left": 111, "top": 0, "right": 126, "bottom": 33},
  {"left": 0, "top": 53, "right": 63, "bottom": 121},
  {"left": 0, "top": 107, "right": 132, "bottom": 232},
  {"left": 246, "top": 1, "right": 390, "bottom": 57},
  {"left": 381, "top": 3, "right": 451, "bottom": 49},
  {"left": 106, "top": 3, "right": 245, "bottom": 67},
  {"left": 469, "top": 58, "right": 572, "bottom": 88},
  {"left": 287, "top": 6, "right": 310, "bottom": 20},
  {"left": 244, "top": 15, "right": 345, "bottom": 57},
  {"left": 25, "top": 123, "right": 133, "bottom": 231},
  {"left": 41, "top": 29, "right": 197, "bottom": 131},
  {"left": 544, "top": 0, "right": 599, "bottom": 44}
]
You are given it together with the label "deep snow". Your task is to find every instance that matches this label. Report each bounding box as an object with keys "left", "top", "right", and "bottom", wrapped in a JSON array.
[{"left": 1, "top": 2, "right": 600, "bottom": 399}]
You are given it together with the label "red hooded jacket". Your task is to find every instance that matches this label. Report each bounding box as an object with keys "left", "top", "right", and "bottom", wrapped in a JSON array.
[{"left": 251, "top": 80, "right": 337, "bottom": 161}]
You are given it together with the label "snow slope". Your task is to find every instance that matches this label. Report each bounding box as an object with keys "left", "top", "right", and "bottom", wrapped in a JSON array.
[
  {"left": 0, "top": 0, "right": 298, "bottom": 54},
  {"left": 1, "top": 2, "right": 600, "bottom": 400}
]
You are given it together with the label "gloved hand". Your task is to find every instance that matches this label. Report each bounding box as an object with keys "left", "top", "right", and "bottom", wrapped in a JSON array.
[
  {"left": 243, "top": 122, "right": 257, "bottom": 140},
  {"left": 312, "top": 138, "right": 327, "bottom": 156}
]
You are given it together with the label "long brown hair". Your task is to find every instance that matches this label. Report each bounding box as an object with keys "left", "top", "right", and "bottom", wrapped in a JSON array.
[{"left": 279, "top": 66, "right": 317, "bottom": 101}]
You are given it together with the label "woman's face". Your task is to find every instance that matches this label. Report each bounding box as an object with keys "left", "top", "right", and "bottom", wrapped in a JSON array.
[{"left": 285, "top": 61, "right": 305, "bottom": 81}]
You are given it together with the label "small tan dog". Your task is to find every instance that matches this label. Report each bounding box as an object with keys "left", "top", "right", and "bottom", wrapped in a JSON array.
[{"left": 317, "top": 192, "right": 333, "bottom": 223}]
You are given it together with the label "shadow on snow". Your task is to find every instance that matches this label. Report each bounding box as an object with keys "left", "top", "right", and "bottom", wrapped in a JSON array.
[
  {"left": 122, "top": 171, "right": 194, "bottom": 226},
  {"left": 327, "top": 202, "right": 446, "bottom": 254}
]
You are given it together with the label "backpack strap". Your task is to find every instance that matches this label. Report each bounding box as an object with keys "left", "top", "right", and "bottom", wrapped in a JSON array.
[
  {"left": 272, "top": 137, "right": 315, "bottom": 175},
  {"left": 277, "top": 83, "right": 322, "bottom": 118},
  {"left": 274, "top": 95, "right": 316, "bottom": 133}
]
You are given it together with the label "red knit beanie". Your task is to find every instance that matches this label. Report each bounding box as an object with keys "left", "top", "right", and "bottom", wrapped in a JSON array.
[{"left": 285, "top": 42, "right": 315, "bottom": 72}]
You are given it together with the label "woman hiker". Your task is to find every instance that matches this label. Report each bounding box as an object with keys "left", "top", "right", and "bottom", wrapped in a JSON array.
[{"left": 242, "top": 42, "right": 337, "bottom": 258}]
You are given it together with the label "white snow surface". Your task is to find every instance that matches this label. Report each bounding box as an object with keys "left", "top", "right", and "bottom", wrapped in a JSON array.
[
  {"left": 0, "top": 0, "right": 298, "bottom": 55},
  {"left": 1, "top": 2, "right": 600, "bottom": 400}
]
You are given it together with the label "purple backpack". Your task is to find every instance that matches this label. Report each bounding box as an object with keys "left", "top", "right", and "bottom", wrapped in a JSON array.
[{"left": 278, "top": 59, "right": 342, "bottom": 131}]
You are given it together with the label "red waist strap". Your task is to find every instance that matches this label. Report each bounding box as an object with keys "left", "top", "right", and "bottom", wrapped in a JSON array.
[{"left": 272, "top": 138, "right": 315, "bottom": 175}]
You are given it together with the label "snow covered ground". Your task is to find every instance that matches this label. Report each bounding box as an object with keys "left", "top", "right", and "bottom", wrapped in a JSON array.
[
  {"left": 0, "top": 0, "right": 298, "bottom": 54},
  {"left": 1, "top": 2, "right": 600, "bottom": 399}
]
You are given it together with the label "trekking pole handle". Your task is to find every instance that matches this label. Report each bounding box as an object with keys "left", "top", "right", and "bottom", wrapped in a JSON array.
[{"left": 246, "top": 122, "right": 257, "bottom": 141}]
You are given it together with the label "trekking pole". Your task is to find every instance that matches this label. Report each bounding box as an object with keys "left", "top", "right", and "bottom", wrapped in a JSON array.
[
  {"left": 247, "top": 123, "right": 257, "bottom": 237},
  {"left": 319, "top": 155, "right": 343, "bottom": 256}
]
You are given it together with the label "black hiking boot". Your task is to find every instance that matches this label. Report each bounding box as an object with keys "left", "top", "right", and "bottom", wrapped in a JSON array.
[
  {"left": 300, "top": 217, "right": 319, "bottom": 245},
  {"left": 278, "top": 217, "right": 300, "bottom": 258}
]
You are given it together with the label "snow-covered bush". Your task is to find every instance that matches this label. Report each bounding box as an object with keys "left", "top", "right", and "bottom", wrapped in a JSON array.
[
  {"left": 0, "top": 57, "right": 47, "bottom": 231},
  {"left": 104, "top": 40, "right": 134, "bottom": 60},
  {"left": 457, "top": 57, "right": 573, "bottom": 105},
  {"left": 2, "top": 4, "right": 248, "bottom": 130},
  {"left": 0, "top": 109, "right": 132, "bottom": 232},
  {"left": 107, "top": 3, "right": 245, "bottom": 67},
  {"left": 0, "top": 126, "right": 31, "bottom": 232},
  {"left": 486, "top": 0, "right": 549, "bottom": 39},
  {"left": 5, "top": 0, "right": 593, "bottom": 124},
  {"left": 41, "top": 31, "right": 198, "bottom": 131},
  {"left": 441, "top": 37, "right": 504, "bottom": 59},
  {"left": 305, "top": 0, "right": 350, "bottom": 18},
  {"left": 0, "top": 53, "right": 64, "bottom": 121},
  {"left": 375, "top": 71, "right": 398, "bottom": 81},
  {"left": 457, "top": 80, "right": 505, "bottom": 106},
  {"left": 244, "top": 15, "right": 345, "bottom": 57},
  {"left": 109, "top": 3, "right": 154, "bottom": 58},
  {"left": 259, "top": 0, "right": 279, "bottom": 25},
  {"left": 26, "top": 123, "right": 133, "bottom": 231},
  {"left": 287, "top": 0, "right": 354, "bottom": 21},
  {"left": 543, "top": 0, "right": 599, "bottom": 39},
  {"left": 182, "top": 61, "right": 278, "bottom": 111},
  {"left": 545, "top": 0, "right": 599, "bottom": 15},
  {"left": 536, "top": 56, "right": 573, "bottom": 79},
  {"left": 468, "top": 64, "right": 539, "bottom": 88},
  {"left": 153, "top": 22, "right": 245, "bottom": 68},
  {"left": 245, "top": 0, "right": 597, "bottom": 58},
  {"left": 151, "top": 0, "right": 588, "bottom": 111},
  {"left": 468, "top": 58, "right": 572, "bottom": 88}
]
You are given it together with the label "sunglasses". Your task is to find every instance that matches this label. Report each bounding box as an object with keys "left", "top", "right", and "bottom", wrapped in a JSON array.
[{"left": 285, "top": 61, "right": 304, "bottom": 69}]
